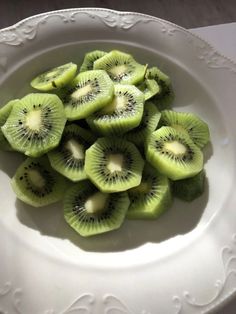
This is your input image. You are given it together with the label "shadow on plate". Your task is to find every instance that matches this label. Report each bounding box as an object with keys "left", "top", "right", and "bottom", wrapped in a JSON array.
[
  {"left": 15, "top": 178, "right": 209, "bottom": 253},
  {"left": 0, "top": 151, "right": 24, "bottom": 177}
]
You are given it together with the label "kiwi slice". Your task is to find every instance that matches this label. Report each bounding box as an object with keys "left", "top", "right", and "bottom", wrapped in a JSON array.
[
  {"left": 61, "top": 70, "right": 114, "bottom": 120},
  {"left": 80, "top": 50, "right": 107, "bottom": 72},
  {"left": 138, "top": 79, "right": 160, "bottom": 100},
  {"left": 0, "top": 99, "right": 20, "bottom": 151},
  {"left": 11, "top": 156, "right": 68, "bottom": 207},
  {"left": 147, "top": 67, "right": 174, "bottom": 110},
  {"left": 85, "top": 137, "right": 144, "bottom": 193},
  {"left": 31, "top": 62, "right": 77, "bottom": 91},
  {"left": 172, "top": 170, "right": 205, "bottom": 202},
  {"left": 86, "top": 84, "right": 144, "bottom": 135},
  {"left": 2, "top": 93, "right": 66, "bottom": 157},
  {"left": 94, "top": 50, "right": 146, "bottom": 85},
  {"left": 160, "top": 110, "right": 210, "bottom": 148},
  {"left": 124, "top": 101, "right": 161, "bottom": 148},
  {"left": 48, "top": 124, "right": 95, "bottom": 182},
  {"left": 64, "top": 180, "right": 130, "bottom": 237},
  {"left": 127, "top": 163, "right": 171, "bottom": 219},
  {"left": 146, "top": 126, "right": 203, "bottom": 180}
]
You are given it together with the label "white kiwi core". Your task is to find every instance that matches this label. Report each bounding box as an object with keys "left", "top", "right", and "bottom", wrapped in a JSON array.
[
  {"left": 28, "top": 170, "right": 45, "bottom": 188},
  {"left": 72, "top": 84, "right": 92, "bottom": 99},
  {"left": 101, "top": 95, "right": 127, "bottom": 114},
  {"left": 85, "top": 192, "right": 109, "bottom": 214},
  {"left": 106, "top": 154, "right": 124, "bottom": 173},
  {"left": 65, "top": 139, "right": 84, "bottom": 160},
  {"left": 109, "top": 64, "right": 128, "bottom": 77},
  {"left": 164, "top": 141, "right": 187, "bottom": 155},
  {"left": 26, "top": 110, "right": 42, "bottom": 131}
]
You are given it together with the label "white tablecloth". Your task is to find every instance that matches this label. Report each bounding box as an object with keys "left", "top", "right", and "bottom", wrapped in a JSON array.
[{"left": 191, "top": 22, "right": 236, "bottom": 314}]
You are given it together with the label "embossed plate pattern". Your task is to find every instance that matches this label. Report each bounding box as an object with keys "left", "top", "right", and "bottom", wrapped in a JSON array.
[{"left": 0, "top": 8, "right": 236, "bottom": 314}]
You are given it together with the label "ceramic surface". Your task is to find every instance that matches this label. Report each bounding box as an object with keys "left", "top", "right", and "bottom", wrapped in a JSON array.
[{"left": 0, "top": 8, "right": 236, "bottom": 314}]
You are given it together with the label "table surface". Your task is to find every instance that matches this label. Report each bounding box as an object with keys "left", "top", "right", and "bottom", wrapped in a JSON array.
[
  {"left": 1, "top": 3, "right": 236, "bottom": 314},
  {"left": 0, "top": 0, "right": 236, "bottom": 29},
  {"left": 193, "top": 24, "right": 236, "bottom": 314}
]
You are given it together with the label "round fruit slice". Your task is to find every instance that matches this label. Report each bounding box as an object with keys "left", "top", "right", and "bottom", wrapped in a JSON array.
[
  {"left": 64, "top": 181, "right": 130, "bottom": 237},
  {"left": 31, "top": 62, "right": 77, "bottom": 91},
  {"left": 160, "top": 110, "right": 210, "bottom": 148},
  {"left": 137, "top": 79, "right": 161, "bottom": 100},
  {"left": 172, "top": 170, "right": 205, "bottom": 202},
  {"left": 146, "top": 126, "right": 203, "bottom": 180},
  {"left": 85, "top": 137, "right": 144, "bottom": 193},
  {"left": 86, "top": 84, "right": 144, "bottom": 135},
  {"left": 127, "top": 163, "right": 172, "bottom": 219},
  {"left": 124, "top": 101, "right": 161, "bottom": 148},
  {"left": 80, "top": 50, "right": 107, "bottom": 72},
  {"left": 94, "top": 50, "right": 146, "bottom": 85},
  {"left": 0, "top": 99, "right": 20, "bottom": 151},
  {"left": 146, "top": 67, "right": 174, "bottom": 110},
  {"left": 62, "top": 70, "right": 114, "bottom": 120},
  {"left": 11, "top": 156, "right": 68, "bottom": 207},
  {"left": 48, "top": 124, "right": 96, "bottom": 182},
  {"left": 1, "top": 93, "right": 66, "bottom": 157}
]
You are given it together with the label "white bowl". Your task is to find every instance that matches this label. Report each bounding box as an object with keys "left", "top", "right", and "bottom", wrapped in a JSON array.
[{"left": 0, "top": 8, "right": 236, "bottom": 314}]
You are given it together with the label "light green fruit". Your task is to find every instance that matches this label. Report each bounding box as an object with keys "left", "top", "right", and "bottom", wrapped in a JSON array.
[
  {"left": 127, "top": 163, "right": 172, "bottom": 219},
  {"left": 146, "top": 126, "right": 203, "bottom": 180},
  {"left": 2, "top": 93, "right": 66, "bottom": 157},
  {"left": 31, "top": 62, "right": 77, "bottom": 91},
  {"left": 64, "top": 180, "right": 130, "bottom": 237},
  {"left": 94, "top": 50, "right": 146, "bottom": 85}
]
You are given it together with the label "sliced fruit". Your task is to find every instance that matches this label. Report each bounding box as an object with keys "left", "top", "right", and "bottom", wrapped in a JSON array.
[
  {"left": 31, "top": 62, "right": 77, "bottom": 91},
  {"left": 127, "top": 163, "right": 172, "bottom": 219},
  {"left": 48, "top": 124, "right": 95, "bottom": 182},
  {"left": 80, "top": 50, "right": 107, "bottom": 72},
  {"left": 0, "top": 99, "right": 20, "bottom": 151},
  {"left": 172, "top": 170, "right": 205, "bottom": 201},
  {"left": 124, "top": 101, "right": 161, "bottom": 148},
  {"left": 84, "top": 137, "right": 144, "bottom": 193},
  {"left": 64, "top": 180, "right": 130, "bottom": 237},
  {"left": 2, "top": 93, "right": 66, "bottom": 157},
  {"left": 146, "top": 126, "right": 203, "bottom": 180},
  {"left": 138, "top": 79, "right": 160, "bottom": 100},
  {"left": 160, "top": 110, "right": 210, "bottom": 148},
  {"left": 86, "top": 84, "right": 144, "bottom": 135},
  {"left": 61, "top": 70, "right": 114, "bottom": 120},
  {"left": 11, "top": 156, "right": 68, "bottom": 207},
  {"left": 94, "top": 50, "right": 146, "bottom": 85},
  {"left": 146, "top": 66, "right": 174, "bottom": 110}
]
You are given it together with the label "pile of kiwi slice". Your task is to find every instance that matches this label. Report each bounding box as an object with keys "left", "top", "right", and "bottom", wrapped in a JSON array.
[{"left": 0, "top": 49, "right": 210, "bottom": 237}]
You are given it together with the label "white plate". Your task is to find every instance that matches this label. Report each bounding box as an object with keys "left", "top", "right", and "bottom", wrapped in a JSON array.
[{"left": 0, "top": 8, "right": 236, "bottom": 314}]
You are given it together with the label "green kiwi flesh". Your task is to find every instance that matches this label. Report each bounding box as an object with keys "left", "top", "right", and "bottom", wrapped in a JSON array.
[
  {"left": 172, "top": 170, "right": 205, "bottom": 201},
  {"left": 80, "top": 50, "right": 107, "bottom": 72},
  {"left": 31, "top": 62, "right": 77, "bottom": 91},
  {"left": 146, "top": 126, "right": 203, "bottom": 180},
  {"left": 64, "top": 180, "right": 130, "bottom": 237},
  {"left": 147, "top": 67, "right": 174, "bottom": 110},
  {"left": 2, "top": 93, "right": 66, "bottom": 157},
  {"left": 160, "top": 110, "right": 210, "bottom": 148},
  {"left": 0, "top": 99, "right": 20, "bottom": 151},
  {"left": 62, "top": 70, "right": 114, "bottom": 120},
  {"left": 11, "top": 156, "right": 68, "bottom": 207},
  {"left": 127, "top": 163, "right": 171, "bottom": 219},
  {"left": 86, "top": 84, "right": 144, "bottom": 135},
  {"left": 94, "top": 50, "right": 146, "bottom": 85},
  {"left": 48, "top": 124, "right": 95, "bottom": 182},
  {"left": 124, "top": 101, "right": 161, "bottom": 148},
  {"left": 138, "top": 79, "right": 160, "bottom": 100},
  {"left": 85, "top": 137, "right": 144, "bottom": 193}
]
